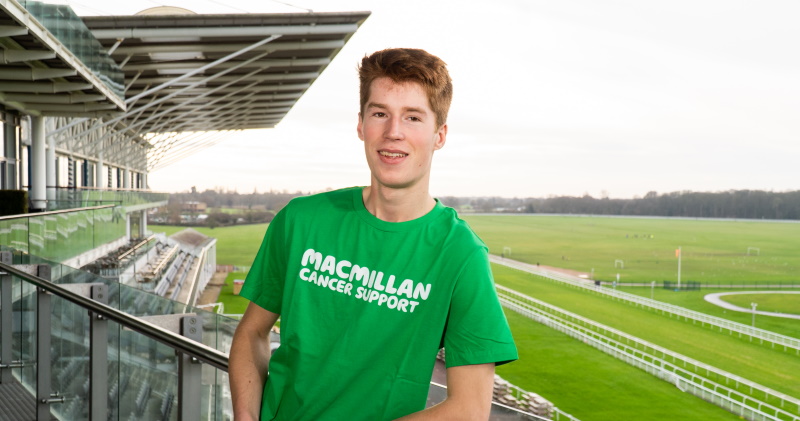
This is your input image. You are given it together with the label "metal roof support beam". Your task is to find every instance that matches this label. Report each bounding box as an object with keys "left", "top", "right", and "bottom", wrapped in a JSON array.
[
  {"left": 120, "top": 67, "right": 266, "bottom": 135},
  {"left": 142, "top": 78, "right": 263, "bottom": 134},
  {"left": 45, "top": 34, "right": 280, "bottom": 137},
  {"left": 62, "top": 46, "right": 277, "bottom": 141},
  {"left": 149, "top": 131, "right": 238, "bottom": 171},
  {"left": 129, "top": 71, "right": 320, "bottom": 86},
  {"left": 91, "top": 24, "right": 359, "bottom": 39},
  {"left": 147, "top": 131, "right": 218, "bottom": 168},
  {"left": 0, "top": 25, "right": 27, "bottom": 37},
  {"left": 125, "top": 34, "right": 281, "bottom": 105},
  {"left": 122, "top": 57, "right": 327, "bottom": 72},
  {"left": 107, "top": 38, "right": 124, "bottom": 55},
  {"left": 0, "top": 81, "right": 92, "bottom": 93},
  {"left": 0, "top": 49, "right": 55, "bottom": 63},
  {"left": 0, "top": 68, "right": 77, "bottom": 80},
  {"left": 10, "top": 93, "right": 106, "bottom": 104},
  {"left": 112, "top": 39, "right": 344, "bottom": 55},
  {"left": 124, "top": 82, "right": 310, "bottom": 97}
]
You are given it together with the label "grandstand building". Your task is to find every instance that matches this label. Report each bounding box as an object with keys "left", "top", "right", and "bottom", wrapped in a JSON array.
[{"left": 0, "top": 2, "right": 372, "bottom": 419}]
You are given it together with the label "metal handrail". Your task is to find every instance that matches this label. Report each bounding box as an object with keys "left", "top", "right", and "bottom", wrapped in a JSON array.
[
  {"left": 117, "top": 234, "right": 157, "bottom": 260},
  {"left": 0, "top": 204, "right": 116, "bottom": 221},
  {"left": 0, "top": 260, "right": 229, "bottom": 371}
]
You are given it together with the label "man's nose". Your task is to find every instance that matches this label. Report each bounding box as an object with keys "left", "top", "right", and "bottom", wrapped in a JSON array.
[{"left": 385, "top": 117, "right": 404, "bottom": 140}]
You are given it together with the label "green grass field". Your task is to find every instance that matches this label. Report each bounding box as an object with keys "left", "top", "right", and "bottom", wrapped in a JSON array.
[
  {"left": 719, "top": 293, "right": 800, "bottom": 315},
  {"left": 219, "top": 272, "right": 250, "bottom": 314},
  {"left": 463, "top": 215, "right": 800, "bottom": 284},
  {"left": 493, "top": 265, "right": 800, "bottom": 403},
  {"left": 497, "top": 311, "right": 741, "bottom": 421},
  {"left": 151, "top": 223, "right": 268, "bottom": 266}
]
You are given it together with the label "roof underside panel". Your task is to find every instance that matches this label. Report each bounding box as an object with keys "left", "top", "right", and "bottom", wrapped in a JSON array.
[{"left": 83, "top": 11, "right": 370, "bottom": 134}]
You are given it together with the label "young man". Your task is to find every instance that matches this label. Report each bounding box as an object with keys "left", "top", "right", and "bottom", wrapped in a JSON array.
[{"left": 229, "top": 48, "right": 517, "bottom": 420}]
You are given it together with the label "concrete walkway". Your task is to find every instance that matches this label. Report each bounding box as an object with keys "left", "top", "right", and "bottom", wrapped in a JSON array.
[{"left": 703, "top": 291, "right": 800, "bottom": 320}]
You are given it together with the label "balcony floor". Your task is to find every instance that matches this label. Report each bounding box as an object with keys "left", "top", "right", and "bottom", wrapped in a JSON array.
[{"left": 0, "top": 378, "right": 57, "bottom": 421}]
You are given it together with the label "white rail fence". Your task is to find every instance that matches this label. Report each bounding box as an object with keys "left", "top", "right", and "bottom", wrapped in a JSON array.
[
  {"left": 497, "top": 285, "right": 800, "bottom": 421},
  {"left": 490, "top": 256, "right": 800, "bottom": 355}
]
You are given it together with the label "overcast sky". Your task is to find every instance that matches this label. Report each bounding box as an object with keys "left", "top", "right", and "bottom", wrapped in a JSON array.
[{"left": 64, "top": 0, "right": 800, "bottom": 198}]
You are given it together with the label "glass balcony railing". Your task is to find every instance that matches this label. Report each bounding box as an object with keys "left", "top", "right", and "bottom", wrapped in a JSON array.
[
  {"left": 0, "top": 205, "right": 125, "bottom": 263},
  {"left": 49, "top": 187, "right": 169, "bottom": 212},
  {"left": 0, "top": 246, "right": 234, "bottom": 420},
  {"left": 17, "top": 0, "right": 125, "bottom": 100}
]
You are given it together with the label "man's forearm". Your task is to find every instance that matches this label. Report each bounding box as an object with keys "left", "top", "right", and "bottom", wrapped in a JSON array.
[
  {"left": 229, "top": 328, "right": 270, "bottom": 420},
  {"left": 229, "top": 304, "right": 278, "bottom": 421},
  {"left": 396, "top": 363, "right": 494, "bottom": 421},
  {"left": 395, "top": 398, "right": 488, "bottom": 421}
]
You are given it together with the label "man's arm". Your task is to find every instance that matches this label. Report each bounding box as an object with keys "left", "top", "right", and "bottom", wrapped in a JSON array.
[
  {"left": 229, "top": 302, "right": 281, "bottom": 421},
  {"left": 395, "top": 363, "right": 495, "bottom": 421}
]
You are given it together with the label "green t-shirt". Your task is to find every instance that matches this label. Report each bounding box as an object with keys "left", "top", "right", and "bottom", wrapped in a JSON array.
[{"left": 241, "top": 187, "right": 517, "bottom": 420}]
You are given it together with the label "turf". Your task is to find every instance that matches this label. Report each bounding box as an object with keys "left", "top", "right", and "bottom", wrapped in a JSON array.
[
  {"left": 151, "top": 223, "right": 268, "bottom": 266},
  {"left": 496, "top": 311, "right": 742, "bottom": 421},
  {"left": 621, "top": 287, "right": 800, "bottom": 339},
  {"left": 719, "top": 293, "right": 800, "bottom": 315},
  {"left": 493, "top": 264, "right": 800, "bottom": 404},
  {"left": 217, "top": 272, "right": 250, "bottom": 315},
  {"left": 463, "top": 215, "right": 800, "bottom": 284}
]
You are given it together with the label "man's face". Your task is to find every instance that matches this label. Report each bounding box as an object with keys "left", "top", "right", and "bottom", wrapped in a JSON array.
[{"left": 357, "top": 77, "right": 447, "bottom": 192}]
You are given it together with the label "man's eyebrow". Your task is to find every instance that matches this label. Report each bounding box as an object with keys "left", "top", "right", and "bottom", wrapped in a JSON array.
[{"left": 366, "top": 102, "right": 428, "bottom": 114}]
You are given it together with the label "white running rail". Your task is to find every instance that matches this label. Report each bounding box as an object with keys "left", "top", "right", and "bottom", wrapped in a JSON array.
[
  {"left": 491, "top": 255, "right": 800, "bottom": 355},
  {"left": 497, "top": 285, "right": 800, "bottom": 421}
]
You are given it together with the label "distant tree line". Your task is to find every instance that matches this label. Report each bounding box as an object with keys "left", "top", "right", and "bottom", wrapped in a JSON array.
[
  {"left": 171, "top": 186, "right": 308, "bottom": 211},
  {"left": 439, "top": 190, "right": 800, "bottom": 220},
  {"left": 164, "top": 188, "right": 800, "bottom": 221}
]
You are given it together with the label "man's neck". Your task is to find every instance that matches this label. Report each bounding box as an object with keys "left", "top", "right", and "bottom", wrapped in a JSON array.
[{"left": 361, "top": 184, "right": 436, "bottom": 223}]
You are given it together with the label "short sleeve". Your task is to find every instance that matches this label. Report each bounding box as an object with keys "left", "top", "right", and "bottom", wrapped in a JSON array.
[
  {"left": 239, "top": 207, "right": 288, "bottom": 314},
  {"left": 443, "top": 248, "right": 518, "bottom": 368}
]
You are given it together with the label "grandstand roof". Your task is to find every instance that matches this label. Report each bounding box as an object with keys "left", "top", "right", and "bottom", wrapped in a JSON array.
[
  {"left": 82, "top": 11, "right": 370, "bottom": 132},
  {"left": 0, "top": 0, "right": 127, "bottom": 116}
]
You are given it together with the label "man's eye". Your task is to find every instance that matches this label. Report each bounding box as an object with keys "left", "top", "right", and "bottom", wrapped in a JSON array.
[
  {"left": 408, "top": 116, "right": 421, "bottom": 122},
  {"left": 373, "top": 112, "right": 386, "bottom": 117}
]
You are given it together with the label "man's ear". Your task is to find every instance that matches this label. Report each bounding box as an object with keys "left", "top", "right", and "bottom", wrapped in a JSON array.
[
  {"left": 434, "top": 123, "right": 448, "bottom": 151},
  {"left": 357, "top": 112, "right": 364, "bottom": 141}
]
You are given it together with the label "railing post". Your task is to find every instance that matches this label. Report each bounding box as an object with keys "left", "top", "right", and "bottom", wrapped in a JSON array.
[
  {"left": 35, "top": 263, "right": 59, "bottom": 421},
  {"left": 0, "top": 251, "right": 12, "bottom": 383},
  {"left": 179, "top": 315, "right": 202, "bottom": 421},
  {"left": 90, "top": 284, "right": 109, "bottom": 421}
]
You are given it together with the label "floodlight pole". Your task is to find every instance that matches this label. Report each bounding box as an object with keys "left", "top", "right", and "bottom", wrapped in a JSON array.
[
  {"left": 751, "top": 302, "right": 758, "bottom": 327},
  {"left": 677, "top": 246, "right": 682, "bottom": 290}
]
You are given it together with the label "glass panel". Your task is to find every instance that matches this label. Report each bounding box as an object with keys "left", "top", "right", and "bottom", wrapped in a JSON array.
[
  {"left": 1, "top": 247, "right": 232, "bottom": 420},
  {"left": 18, "top": 1, "right": 124, "bottom": 100}
]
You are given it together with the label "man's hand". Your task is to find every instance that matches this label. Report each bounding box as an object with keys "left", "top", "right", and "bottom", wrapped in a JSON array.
[
  {"left": 229, "top": 303, "right": 280, "bottom": 421},
  {"left": 395, "top": 363, "right": 495, "bottom": 420}
]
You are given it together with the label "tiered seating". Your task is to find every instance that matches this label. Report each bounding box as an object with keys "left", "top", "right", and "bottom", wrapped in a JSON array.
[
  {"left": 492, "top": 376, "right": 554, "bottom": 418},
  {"left": 155, "top": 251, "right": 186, "bottom": 296},
  {"left": 139, "top": 244, "right": 179, "bottom": 284},
  {"left": 169, "top": 254, "right": 195, "bottom": 300},
  {"left": 160, "top": 391, "right": 175, "bottom": 420},
  {"left": 134, "top": 381, "right": 152, "bottom": 417}
]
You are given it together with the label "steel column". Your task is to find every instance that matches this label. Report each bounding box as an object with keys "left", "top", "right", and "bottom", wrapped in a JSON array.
[
  {"left": 0, "top": 252, "right": 12, "bottom": 383},
  {"left": 46, "top": 130, "right": 56, "bottom": 203},
  {"left": 35, "top": 264, "right": 58, "bottom": 421},
  {"left": 178, "top": 316, "right": 202, "bottom": 421},
  {"left": 30, "top": 116, "right": 47, "bottom": 210},
  {"left": 89, "top": 284, "right": 108, "bottom": 421}
]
